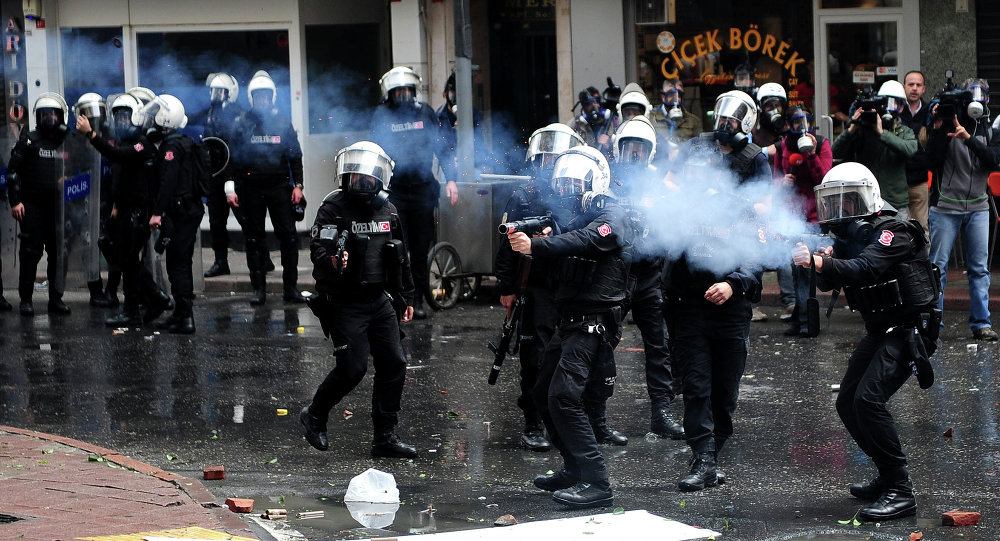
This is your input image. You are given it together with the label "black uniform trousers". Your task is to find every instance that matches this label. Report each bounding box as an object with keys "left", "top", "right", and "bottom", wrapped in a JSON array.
[
  {"left": 836, "top": 331, "right": 911, "bottom": 484},
  {"left": 311, "top": 294, "right": 407, "bottom": 434},
  {"left": 116, "top": 210, "right": 160, "bottom": 311},
  {"left": 388, "top": 185, "right": 436, "bottom": 307},
  {"left": 237, "top": 181, "right": 298, "bottom": 282},
  {"left": 17, "top": 197, "right": 62, "bottom": 301},
  {"left": 668, "top": 298, "right": 750, "bottom": 455},
  {"left": 205, "top": 185, "right": 233, "bottom": 259},
  {"left": 517, "top": 286, "right": 558, "bottom": 425},
  {"left": 534, "top": 325, "right": 613, "bottom": 487},
  {"left": 630, "top": 260, "right": 676, "bottom": 405},
  {"left": 163, "top": 208, "right": 203, "bottom": 317}
]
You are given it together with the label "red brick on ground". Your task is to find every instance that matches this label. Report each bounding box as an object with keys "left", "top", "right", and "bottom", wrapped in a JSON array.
[
  {"left": 204, "top": 465, "right": 226, "bottom": 480},
  {"left": 226, "top": 497, "right": 255, "bottom": 513},
  {"left": 942, "top": 510, "right": 981, "bottom": 526}
]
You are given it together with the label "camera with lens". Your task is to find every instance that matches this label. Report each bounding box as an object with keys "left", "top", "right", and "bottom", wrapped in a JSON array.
[
  {"left": 852, "top": 85, "right": 888, "bottom": 127},
  {"left": 933, "top": 69, "right": 972, "bottom": 122}
]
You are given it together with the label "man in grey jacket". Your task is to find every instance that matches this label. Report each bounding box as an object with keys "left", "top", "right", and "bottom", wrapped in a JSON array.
[{"left": 925, "top": 77, "right": 1000, "bottom": 341}]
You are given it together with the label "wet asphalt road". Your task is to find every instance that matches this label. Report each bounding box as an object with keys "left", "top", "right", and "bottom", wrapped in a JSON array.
[{"left": 1, "top": 286, "right": 998, "bottom": 541}]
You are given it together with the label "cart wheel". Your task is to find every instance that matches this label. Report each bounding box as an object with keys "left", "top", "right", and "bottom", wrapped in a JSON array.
[
  {"left": 459, "top": 275, "right": 481, "bottom": 300},
  {"left": 427, "top": 242, "right": 463, "bottom": 310}
]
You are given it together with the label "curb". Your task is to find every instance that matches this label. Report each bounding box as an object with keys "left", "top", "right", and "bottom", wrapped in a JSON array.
[{"left": 0, "top": 424, "right": 253, "bottom": 537}]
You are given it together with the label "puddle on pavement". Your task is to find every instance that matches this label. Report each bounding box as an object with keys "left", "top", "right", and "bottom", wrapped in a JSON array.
[{"left": 250, "top": 493, "right": 497, "bottom": 538}]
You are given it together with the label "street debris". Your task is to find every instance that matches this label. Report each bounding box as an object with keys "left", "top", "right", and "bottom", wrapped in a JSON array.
[
  {"left": 203, "top": 465, "right": 225, "bottom": 480},
  {"left": 942, "top": 510, "right": 981, "bottom": 526},
  {"left": 494, "top": 514, "right": 517, "bottom": 526},
  {"left": 262, "top": 508, "right": 287, "bottom": 520},
  {"left": 225, "top": 497, "right": 254, "bottom": 513}
]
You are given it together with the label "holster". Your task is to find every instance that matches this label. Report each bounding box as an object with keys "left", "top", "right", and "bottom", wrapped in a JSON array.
[
  {"left": 307, "top": 293, "right": 336, "bottom": 339},
  {"left": 901, "top": 325, "right": 935, "bottom": 389}
]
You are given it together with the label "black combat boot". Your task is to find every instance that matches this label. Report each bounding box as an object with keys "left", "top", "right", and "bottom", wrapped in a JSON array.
[
  {"left": 850, "top": 475, "right": 885, "bottom": 500},
  {"left": 859, "top": 478, "right": 916, "bottom": 521},
  {"left": 371, "top": 431, "right": 418, "bottom": 459},
  {"left": 533, "top": 468, "right": 580, "bottom": 492},
  {"left": 143, "top": 290, "right": 171, "bottom": 323},
  {"left": 412, "top": 299, "right": 428, "bottom": 320},
  {"left": 587, "top": 403, "right": 627, "bottom": 446},
  {"left": 552, "top": 481, "right": 614, "bottom": 509},
  {"left": 678, "top": 452, "right": 718, "bottom": 492},
  {"left": 48, "top": 297, "right": 71, "bottom": 315},
  {"left": 250, "top": 272, "right": 267, "bottom": 306},
  {"left": 650, "top": 401, "right": 685, "bottom": 440},
  {"left": 204, "top": 257, "right": 230, "bottom": 277},
  {"left": 520, "top": 421, "right": 552, "bottom": 452},
  {"left": 299, "top": 407, "right": 329, "bottom": 451},
  {"left": 104, "top": 271, "right": 121, "bottom": 307},
  {"left": 105, "top": 304, "right": 142, "bottom": 327},
  {"left": 19, "top": 299, "right": 34, "bottom": 316},
  {"left": 88, "top": 279, "right": 115, "bottom": 307},
  {"left": 167, "top": 316, "right": 195, "bottom": 334},
  {"left": 154, "top": 312, "right": 182, "bottom": 330}
]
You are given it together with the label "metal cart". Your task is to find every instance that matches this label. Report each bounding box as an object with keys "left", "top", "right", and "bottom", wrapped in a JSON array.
[{"left": 427, "top": 174, "right": 529, "bottom": 310}]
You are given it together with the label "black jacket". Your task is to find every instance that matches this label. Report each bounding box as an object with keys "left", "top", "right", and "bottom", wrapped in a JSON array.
[
  {"left": 899, "top": 101, "right": 930, "bottom": 187},
  {"left": 530, "top": 201, "right": 632, "bottom": 315},
  {"left": 310, "top": 190, "right": 415, "bottom": 306},
  {"left": 493, "top": 181, "right": 556, "bottom": 295},
  {"left": 7, "top": 129, "right": 72, "bottom": 206},
  {"left": 152, "top": 133, "right": 201, "bottom": 217},
  {"left": 369, "top": 101, "right": 456, "bottom": 189},
  {"left": 232, "top": 108, "right": 303, "bottom": 186},
  {"left": 88, "top": 133, "right": 157, "bottom": 215}
]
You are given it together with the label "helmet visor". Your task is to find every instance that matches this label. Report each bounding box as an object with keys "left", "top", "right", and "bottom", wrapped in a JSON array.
[
  {"left": 527, "top": 130, "right": 583, "bottom": 157},
  {"left": 885, "top": 96, "right": 905, "bottom": 114},
  {"left": 788, "top": 112, "right": 814, "bottom": 134},
  {"left": 618, "top": 138, "right": 652, "bottom": 164},
  {"left": 621, "top": 103, "right": 646, "bottom": 119},
  {"left": 714, "top": 95, "right": 754, "bottom": 132},
  {"left": 347, "top": 173, "right": 379, "bottom": 195},
  {"left": 969, "top": 85, "right": 989, "bottom": 103},
  {"left": 814, "top": 180, "right": 876, "bottom": 223},
  {"left": 336, "top": 148, "right": 391, "bottom": 188},
  {"left": 551, "top": 153, "right": 597, "bottom": 196},
  {"left": 210, "top": 87, "right": 228, "bottom": 104},
  {"left": 713, "top": 115, "right": 742, "bottom": 134}
]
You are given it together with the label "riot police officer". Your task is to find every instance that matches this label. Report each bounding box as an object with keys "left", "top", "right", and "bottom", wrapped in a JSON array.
[
  {"left": 300, "top": 141, "right": 419, "bottom": 459},
  {"left": 203, "top": 72, "right": 243, "bottom": 278},
  {"left": 509, "top": 146, "right": 632, "bottom": 509},
  {"left": 7, "top": 93, "right": 74, "bottom": 316},
  {"left": 792, "top": 162, "right": 938, "bottom": 522},
  {"left": 76, "top": 93, "right": 171, "bottom": 326},
  {"left": 226, "top": 70, "right": 307, "bottom": 305},
  {"left": 610, "top": 116, "right": 684, "bottom": 440},
  {"left": 661, "top": 89, "right": 768, "bottom": 492},
  {"left": 146, "top": 95, "right": 203, "bottom": 334},
  {"left": 754, "top": 82, "right": 789, "bottom": 150},
  {"left": 369, "top": 66, "right": 458, "bottom": 319},
  {"left": 494, "top": 123, "right": 585, "bottom": 452}
]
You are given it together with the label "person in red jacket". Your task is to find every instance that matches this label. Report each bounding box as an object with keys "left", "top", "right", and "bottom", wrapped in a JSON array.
[{"left": 773, "top": 105, "right": 833, "bottom": 336}]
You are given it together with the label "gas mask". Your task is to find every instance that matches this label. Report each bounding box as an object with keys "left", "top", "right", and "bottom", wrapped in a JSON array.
[
  {"left": 713, "top": 116, "right": 747, "bottom": 151},
  {"left": 209, "top": 87, "right": 228, "bottom": 106},
  {"left": 346, "top": 173, "right": 383, "bottom": 206},
  {"left": 669, "top": 105, "right": 684, "bottom": 120},
  {"left": 788, "top": 110, "right": 815, "bottom": 153},
  {"left": 761, "top": 99, "right": 786, "bottom": 132},
  {"left": 581, "top": 101, "right": 606, "bottom": 125},
  {"left": 37, "top": 109, "right": 65, "bottom": 135}
]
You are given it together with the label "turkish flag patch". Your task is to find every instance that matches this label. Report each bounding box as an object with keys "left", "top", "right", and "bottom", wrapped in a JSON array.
[
  {"left": 597, "top": 223, "right": 612, "bottom": 237},
  {"left": 878, "top": 230, "right": 894, "bottom": 246},
  {"left": 378, "top": 221, "right": 391, "bottom": 232},
  {"left": 164, "top": 150, "right": 175, "bottom": 161},
  {"left": 133, "top": 142, "right": 144, "bottom": 151}
]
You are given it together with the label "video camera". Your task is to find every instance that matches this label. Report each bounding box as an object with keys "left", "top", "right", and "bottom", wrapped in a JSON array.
[
  {"left": 318, "top": 224, "right": 350, "bottom": 273},
  {"left": 933, "top": 69, "right": 972, "bottom": 122},
  {"left": 852, "top": 85, "right": 888, "bottom": 126}
]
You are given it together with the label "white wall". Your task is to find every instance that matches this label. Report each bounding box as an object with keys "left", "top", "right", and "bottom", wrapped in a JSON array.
[{"left": 569, "top": 1, "right": 626, "bottom": 104}]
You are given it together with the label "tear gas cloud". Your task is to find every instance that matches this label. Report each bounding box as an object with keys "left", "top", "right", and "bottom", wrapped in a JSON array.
[{"left": 618, "top": 158, "right": 814, "bottom": 278}]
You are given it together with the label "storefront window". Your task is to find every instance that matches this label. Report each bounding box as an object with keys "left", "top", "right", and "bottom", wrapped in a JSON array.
[
  {"left": 136, "top": 30, "right": 290, "bottom": 136},
  {"left": 632, "top": 1, "right": 813, "bottom": 125},
  {"left": 820, "top": 0, "right": 902, "bottom": 8},
  {"left": 305, "top": 24, "right": 382, "bottom": 134},
  {"left": 61, "top": 27, "right": 124, "bottom": 110}
]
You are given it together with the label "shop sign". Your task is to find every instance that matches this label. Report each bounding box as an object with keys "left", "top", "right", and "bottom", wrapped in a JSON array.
[
  {"left": 4, "top": 16, "right": 26, "bottom": 140},
  {"left": 659, "top": 24, "right": 806, "bottom": 80},
  {"left": 852, "top": 70, "right": 875, "bottom": 84}
]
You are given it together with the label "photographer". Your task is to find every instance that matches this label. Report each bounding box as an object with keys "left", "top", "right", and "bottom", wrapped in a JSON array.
[
  {"left": 925, "top": 77, "right": 1000, "bottom": 341},
  {"left": 832, "top": 81, "right": 917, "bottom": 220}
]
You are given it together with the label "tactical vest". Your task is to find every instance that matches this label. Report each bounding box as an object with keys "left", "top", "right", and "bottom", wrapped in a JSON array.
[
  {"left": 841, "top": 217, "right": 939, "bottom": 321},
  {"left": 345, "top": 199, "right": 394, "bottom": 286},
  {"left": 15, "top": 130, "right": 69, "bottom": 200}
]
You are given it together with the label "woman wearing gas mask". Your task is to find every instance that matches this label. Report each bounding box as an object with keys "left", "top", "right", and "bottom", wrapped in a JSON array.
[{"left": 773, "top": 105, "right": 832, "bottom": 337}]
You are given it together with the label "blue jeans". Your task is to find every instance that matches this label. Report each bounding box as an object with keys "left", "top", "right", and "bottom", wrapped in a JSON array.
[{"left": 928, "top": 208, "right": 992, "bottom": 330}]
